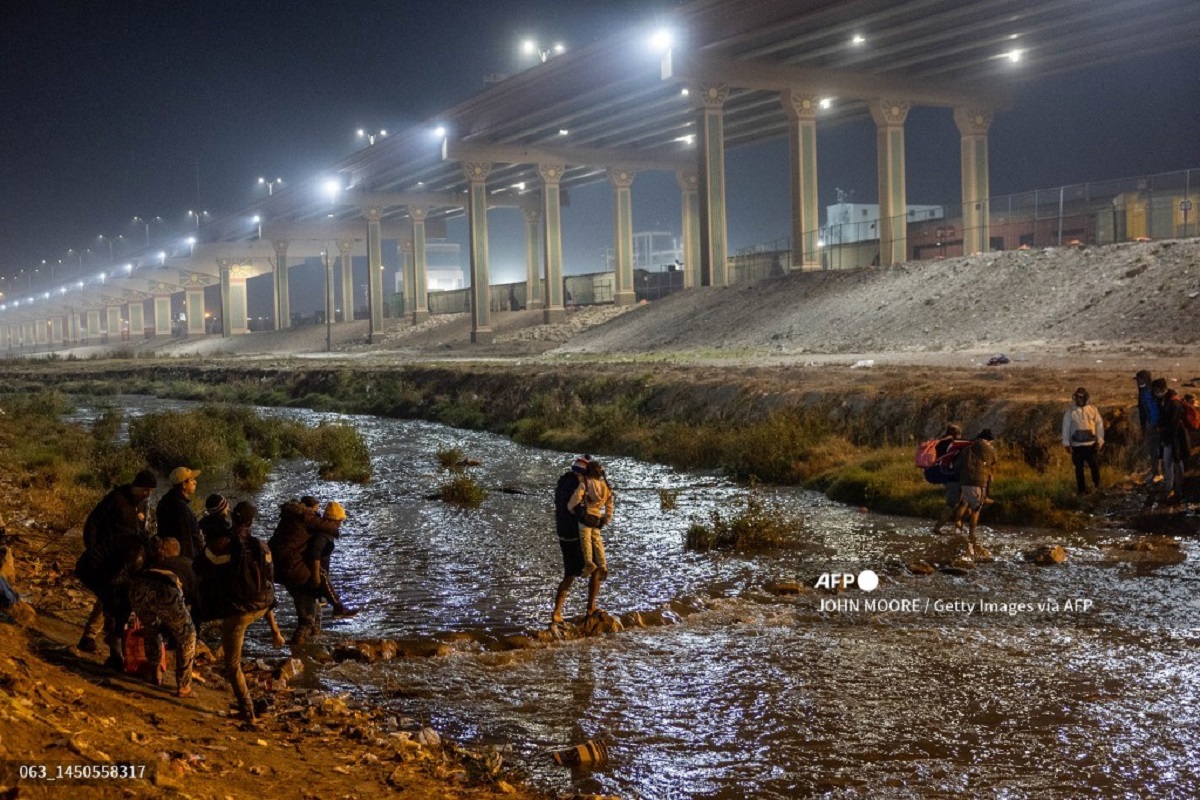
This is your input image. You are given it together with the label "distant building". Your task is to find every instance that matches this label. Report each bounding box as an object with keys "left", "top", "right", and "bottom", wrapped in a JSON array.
[
  {"left": 821, "top": 202, "right": 945, "bottom": 245},
  {"left": 394, "top": 239, "right": 465, "bottom": 294}
]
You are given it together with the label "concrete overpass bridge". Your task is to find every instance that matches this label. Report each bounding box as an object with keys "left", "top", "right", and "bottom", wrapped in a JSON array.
[{"left": 4, "top": 0, "right": 1197, "bottom": 349}]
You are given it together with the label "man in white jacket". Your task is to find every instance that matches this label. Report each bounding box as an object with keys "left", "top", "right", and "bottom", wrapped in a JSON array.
[{"left": 1062, "top": 387, "right": 1105, "bottom": 494}]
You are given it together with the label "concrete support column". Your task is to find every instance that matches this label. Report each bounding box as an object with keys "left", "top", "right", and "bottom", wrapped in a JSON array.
[
  {"left": 338, "top": 240, "right": 354, "bottom": 323},
  {"left": 539, "top": 163, "right": 566, "bottom": 324},
  {"left": 399, "top": 237, "right": 415, "bottom": 316},
  {"left": 410, "top": 206, "right": 430, "bottom": 323},
  {"left": 609, "top": 167, "right": 638, "bottom": 306},
  {"left": 218, "top": 259, "right": 248, "bottom": 337},
  {"left": 521, "top": 207, "right": 543, "bottom": 310},
  {"left": 185, "top": 287, "right": 205, "bottom": 336},
  {"left": 677, "top": 170, "right": 701, "bottom": 289},
  {"left": 323, "top": 250, "right": 336, "bottom": 337},
  {"left": 366, "top": 208, "right": 385, "bottom": 343},
  {"left": 272, "top": 240, "right": 290, "bottom": 330},
  {"left": 692, "top": 83, "right": 730, "bottom": 286},
  {"left": 152, "top": 293, "right": 171, "bottom": 337},
  {"left": 87, "top": 308, "right": 103, "bottom": 340},
  {"left": 128, "top": 301, "right": 144, "bottom": 340},
  {"left": 463, "top": 162, "right": 494, "bottom": 342},
  {"left": 105, "top": 305, "right": 122, "bottom": 342},
  {"left": 35, "top": 319, "right": 48, "bottom": 345},
  {"left": 870, "top": 99, "right": 912, "bottom": 267},
  {"left": 50, "top": 316, "right": 63, "bottom": 345},
  {"left": 22, "top": 321, "right": 34, "bottom": 347},
  {"left": 782, "top": 91, "right": 821, "bottom": 270},
  {"left": 954, "top": 107, "right": 993, "bottom": 256}
]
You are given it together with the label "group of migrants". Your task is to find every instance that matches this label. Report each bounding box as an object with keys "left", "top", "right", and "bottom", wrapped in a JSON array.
[
  {"left": 74, "top": 465, "right": 355, "bottom": 723},
  {"left": 921, "top": 370, "right": 1197, "bottom": 538}
]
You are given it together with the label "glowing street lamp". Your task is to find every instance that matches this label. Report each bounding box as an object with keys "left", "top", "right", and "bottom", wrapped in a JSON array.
[
  {"left": 323, "top": 179, "right": 341, "bottom": 204},
  {"left": 133, "top": 216, "right": 162, "bottom": 247},
  {"left": 187, "top": 210, "right": 209, "bottom": 229},
  {"left": 522, "top": 39, "right": 564, "bottom": 63},
  {"left": 258, "top": 176, "right": 283, "bottom": 195},
  {"left": 356, "top": 129, "right": 388, "bottom": 146},
  {"left": 253, "top": 215, "right": 262, "bottom": 239},
  {"left": 186, "top": 236, "right": 197, "bottom": 255},
  {"left": 97, "top": 235, "right": 115, "bottom": 262}
]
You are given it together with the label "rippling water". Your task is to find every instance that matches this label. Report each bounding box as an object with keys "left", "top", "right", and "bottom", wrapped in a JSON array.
[{"left": 73, "top": 397, "right": 1200, "bottom": 798}]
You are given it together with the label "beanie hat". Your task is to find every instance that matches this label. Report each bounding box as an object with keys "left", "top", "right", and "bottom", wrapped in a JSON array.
[
  {"left": 132, "top": 469, "right": 158, "bottom": 489},
  {"left": 324, "top": 501, "right": 346, "bottom": 521},
  {"left": 571, "top": 456, "right": 590, "bottom": 474},
  {"left": 204, "top": 494, "right": 228, "bottom": 516}
]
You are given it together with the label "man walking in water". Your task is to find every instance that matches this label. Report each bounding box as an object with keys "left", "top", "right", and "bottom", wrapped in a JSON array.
[{"left": 551, "top": 456, "right": 600, "bottom": 624}]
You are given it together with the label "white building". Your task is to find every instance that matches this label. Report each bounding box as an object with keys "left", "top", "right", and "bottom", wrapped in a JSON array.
[{"left": 821, "top": 203, "right": 945, "bottom": 245}]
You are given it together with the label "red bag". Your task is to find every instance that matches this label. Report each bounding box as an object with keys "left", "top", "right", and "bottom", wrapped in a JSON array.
[
  {"left": 123, "top": 616, "right": 166, "bottom": 684},
  {"left": 1182, "top": 401, "right": 1200, "bottom": 432}
]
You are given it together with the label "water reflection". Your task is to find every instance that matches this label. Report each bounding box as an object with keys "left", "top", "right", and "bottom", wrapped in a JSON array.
[{"left": 71, "top": 397, "right": 1200, "bottom": 798}]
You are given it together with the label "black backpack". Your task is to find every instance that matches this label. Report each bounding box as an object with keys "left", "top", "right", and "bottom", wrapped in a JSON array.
[{"left": 229, "top": 536, "right": 276, "bottom": 613}]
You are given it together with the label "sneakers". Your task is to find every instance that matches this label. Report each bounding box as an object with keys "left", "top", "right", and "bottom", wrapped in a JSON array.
[
  {"left": 332, "top": 605, "right": 359, "bottom": 619},
  {"left": 77, "top": 635, "right": 99, "bottom": 653}
]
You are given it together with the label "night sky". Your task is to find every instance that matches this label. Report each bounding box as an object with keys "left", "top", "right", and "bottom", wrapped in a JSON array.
[{"left": 2, "top": 1, "right": 1198, "bottom": 311}]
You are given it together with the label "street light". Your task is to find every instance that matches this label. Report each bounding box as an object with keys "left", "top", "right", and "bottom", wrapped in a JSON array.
[
  {"left": 253, "top": 215, "right": 262, "bottom": 239},
  {"left": 133, "top": 216, "right": 162, "bottom": 247},
  {"left": 258, "top": 177, "right": 283, "bottom": 195},
  {"left": 356, "top": 129, "right": 388, "bottom": 146},
  {"left": 97, "top": 235, "right": 114, "bottom": 262},
  {"left": 186, "top": 236, "right": 196, "bottom": 255},
  {"left": 187, "top": 210, "right": 209, "bottom": 229},
  {"left": 522, "top": 39, "right": 564, "bottom": 62}
]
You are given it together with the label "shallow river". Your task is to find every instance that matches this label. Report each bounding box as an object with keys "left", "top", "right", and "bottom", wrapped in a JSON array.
[{"left": 75, "top": 398, "right": 1200, "bottom": 798}]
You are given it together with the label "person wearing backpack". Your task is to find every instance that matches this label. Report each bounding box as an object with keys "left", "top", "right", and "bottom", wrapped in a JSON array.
[
  {"left": 925, "top": 424, "right": 966, "bottom": 534},
  {"left": 195, "top": 500, "right": 284, "bottom": 723},
  {"left": 1061, "top": 387, "right": 1105, "bottom": 494},
  {"left": 1152, "top": 379, "right": 1190, "bottom": 502},
  {"left": 269, "top": 497, "right": 344, "bottom": 646},
  {"left": 1134, "top": 370, "right": 1163, "bottom": 481},
  {"left": 127, "top": 537, "right": 196, "bottom": 696}
]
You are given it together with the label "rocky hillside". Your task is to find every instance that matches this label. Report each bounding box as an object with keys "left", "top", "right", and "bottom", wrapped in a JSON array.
[{"left": 555, "top": 239, "right": 1200, "bottom": 358}]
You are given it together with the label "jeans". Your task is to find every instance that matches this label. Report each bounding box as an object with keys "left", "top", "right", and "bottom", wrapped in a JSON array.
[
  {"left": 221, "top": 609, "right": 268, "bottom": 711},
  {"left": 1071, "top": 444, "right": 1100, "bottom": 492}
]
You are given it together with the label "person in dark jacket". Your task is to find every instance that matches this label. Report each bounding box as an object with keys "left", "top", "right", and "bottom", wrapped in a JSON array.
[
  {"left": 77, "top": 468, "right": 157, "bottom": 653},
  {"left": 268, "top": 497, "right": 342, "bottom": 645},
  {"left": 1135, "top": 370, "right": 1162, "bottom": 481},
  {"left": 156, "top": 466, "right": 203, "bottom": 559},
  {"left": 75, "top": 530, "right": 150, "bottom": 669},
  {"left": 1152, "top": 378, "right": 1189, "bottom": 501},
  {"left": 194, "top": 501, "right": 284, "bottom": 723},
  {"left": 551, "top": 456, "right": 600, "bottom": 624}
]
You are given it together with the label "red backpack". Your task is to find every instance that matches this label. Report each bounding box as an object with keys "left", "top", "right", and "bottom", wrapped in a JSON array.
[{"left": 1182, "top": 401, "right": 1200, "bottom": 431}]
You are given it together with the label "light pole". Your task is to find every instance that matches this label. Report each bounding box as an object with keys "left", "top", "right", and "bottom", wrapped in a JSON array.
[
  {"left": 356, "top": 128, "right": 388, "bottom": 146},
  {"left": 97, "top": 235, "right": 114, "bottom": 262},
  {"left": 522, "top": 39, "right": 565, "bottom": 63},
  {"left": 66, "top": 249, "right": 83, "bottom": 277},
  {"left": 253, "top": 215, "right": 262, "bottom": 240},
  {"left": 187, "top": 210, "right": 209, "bottom": 230},
  {"left": 258, "top": 177, "right": 283, "bottom": 195},
  {"left": 133, "top": 216, "right": 162, "bottom": 247}
]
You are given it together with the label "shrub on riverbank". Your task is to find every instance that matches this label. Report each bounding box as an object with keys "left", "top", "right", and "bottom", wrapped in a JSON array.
[
  {"left": 685, "top": 483, "right": 801, "bottom": 552},
  {"left": 438, "top": 474, "right": 487, "bottom": 509},
  {"left": 128, "top": 405, "right": 371, "bottom": 488},
  {"left": 0, "top": 391, "right": 104, "bottom": 532}
]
